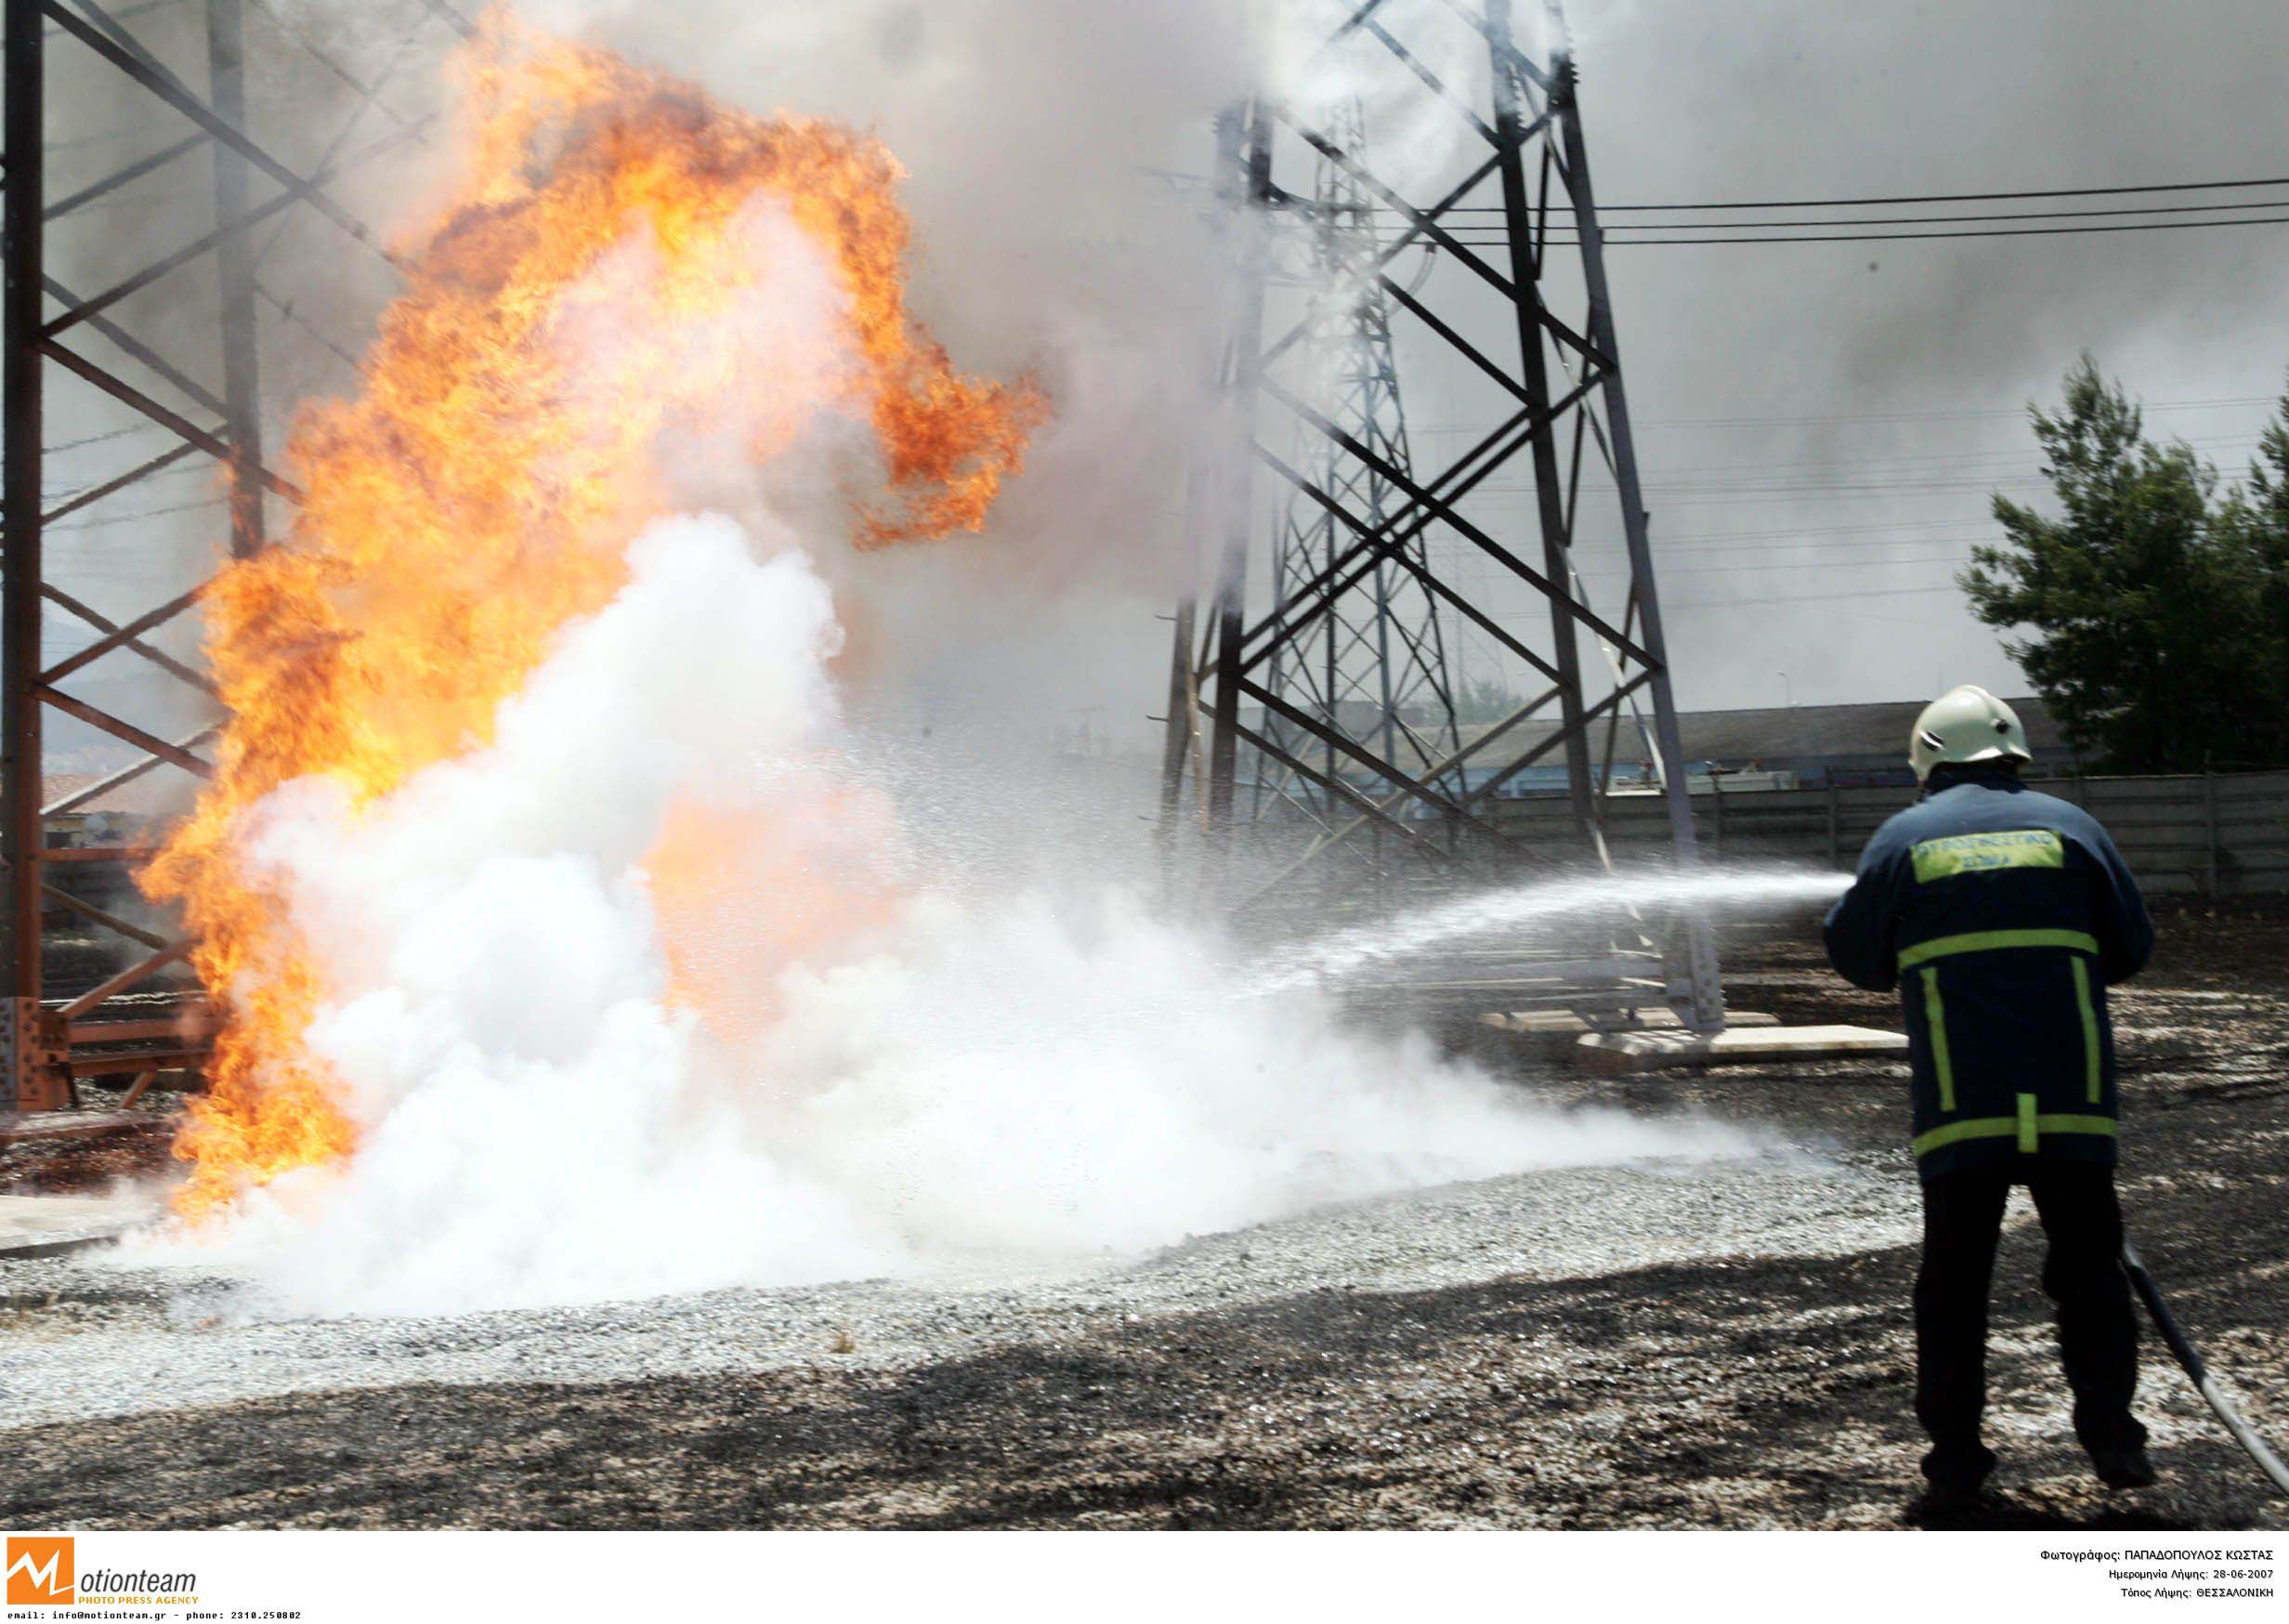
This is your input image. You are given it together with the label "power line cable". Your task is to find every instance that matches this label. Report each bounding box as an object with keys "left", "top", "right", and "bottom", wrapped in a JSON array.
[
  {"left": 1426, "top": 214, "right": 2289, "bottom": 245},
  {"left": 1602, "top": 197, "right": 2289, "bottom": 229},
  {"left": 1473, "top": 173, "right": 2289, "bottom": 212},
  {"left": 1661, "top": 583, "right": 1961, "bottom": 609},
  {"left": 1407, "top": 394, "right": 2282, "bottom": 430},
  {"left": 1384, "top": 198, "right": 2289, "bottom": 229}
]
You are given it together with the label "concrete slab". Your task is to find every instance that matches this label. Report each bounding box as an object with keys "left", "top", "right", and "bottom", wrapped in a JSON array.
[
  {"left": 0, "top": 1188, "right": 157, "bottom": 1257},
  {"left": 1576, "top": 1023, "right": 1908, "bottom": 1073},
  {"left": 1480, "top": 1008, "right": 1779, "bottom": 1034}
]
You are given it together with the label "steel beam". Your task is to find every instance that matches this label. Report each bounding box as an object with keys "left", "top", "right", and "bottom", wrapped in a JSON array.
[
  {"left": 37, "top": 685, "right": 216, "bottom": 776},
  {"left": 46, "top": 0, "right": 395, "bottom": 260},
  {"left": 44, "top": 117, "right": 426, "bottom": 341},
  {"left": 1486, "top": 0, "right": 1591, "bottom": 833},
  {"left": 58, "top": 937, "right": 189, "bottom": 1020},
  {"left": 1201, "top": 104, "right": 1272, "bottom": 845},
  {"left": 1544, "top": 3, "right": 1720, "bottom": 1026},
  {"left": 207, "top": 0, "right": 264, "bottom": 557},
  {"left": 38, "top": 576, "right": 208, "bottom": 686},
  {"left": 44, "top": 339, "right": 301, "bottom": 498},
  {"left": 4, "top": 0, "right": 49, "bottom": 1115},
  {"left": 1157, "top": 0, "right": 1727, "bottom": 1033},
  {"left": 41, "top": 724, "right": 216, "bottom": 815},
  {"left": 43, "top": 131, "right": 207, "bottom": 220},
  {"left": 3, "top": 0, "right": 451, "bottom": 1113}
]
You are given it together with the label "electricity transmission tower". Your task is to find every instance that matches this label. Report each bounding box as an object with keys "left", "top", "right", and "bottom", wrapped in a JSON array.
[
  {"left": 2, "top": 0, "right": 464, "bottom": 1119},
  {"left": 1253, "top": 97, "right": 1462, "bottom": 861},
  {"left": 1158, "top": 0, "right": 1724, "bottom": 1030}
]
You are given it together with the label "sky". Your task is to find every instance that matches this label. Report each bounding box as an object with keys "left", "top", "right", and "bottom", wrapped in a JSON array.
[
  {"left": 29, "top": 0, "right": 2289, "bottom": 780},
  {"left": 1521, "top": 0, "right": 2289, "bottom": 714}
]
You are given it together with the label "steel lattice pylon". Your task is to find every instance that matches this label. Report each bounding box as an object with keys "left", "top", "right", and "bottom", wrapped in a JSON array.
[
  {"left": 1254, "top": 97, "right": 1462, "bottom": 854},
  {"left": 2, "top": 0, "right": 467, "bottom": 1118},
  {"left": 1158, "top": 0, "right": 1724, "bottom": 1030}
]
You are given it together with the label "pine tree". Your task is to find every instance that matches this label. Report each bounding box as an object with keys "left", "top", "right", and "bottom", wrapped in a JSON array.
[
  {"left": 1960, "top": 357, "right": 2288, "bottom": 772},
  {"left": 2225, "top": 376, "right": 2289, "bottom": 764}
]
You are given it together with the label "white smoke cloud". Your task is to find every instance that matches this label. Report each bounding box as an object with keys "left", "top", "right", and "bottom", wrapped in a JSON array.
[{"left": 125, "top": 512, "right": 1757, "bottom": 1317}]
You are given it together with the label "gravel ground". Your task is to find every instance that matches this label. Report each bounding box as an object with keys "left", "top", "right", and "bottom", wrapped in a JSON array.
[
  {"left": 1, "top": 899, "right": 2283, "bottom": 1529},
  {"left": 0, "top": 1148, "right": 1905, "bottom": 1432}
]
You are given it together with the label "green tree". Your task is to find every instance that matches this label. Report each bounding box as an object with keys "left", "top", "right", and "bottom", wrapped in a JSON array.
[
  {"left": 1454, "top": 675, "right": 1520, "bottom": 724},
  {"left": 1960, "top": 357, "right": 2289, "bottom": 772},
  {"left": 2222, "top": 378, "right": 2289, "bottom": 761}
]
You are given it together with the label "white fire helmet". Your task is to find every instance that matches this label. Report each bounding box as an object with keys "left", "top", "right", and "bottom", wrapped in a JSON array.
[{"left": 1909, "top": 684, "right": 2034, "bottom": 782}]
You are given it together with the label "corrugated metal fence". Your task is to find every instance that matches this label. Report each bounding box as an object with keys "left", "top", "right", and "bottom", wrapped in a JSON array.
[{"left": 1488, "top": 770, "right": 2289, "bottom": 895}]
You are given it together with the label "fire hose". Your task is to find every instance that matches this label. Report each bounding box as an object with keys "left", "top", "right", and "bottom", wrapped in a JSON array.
[{"left": 2120, "top": 1238, "right": 2289, "bottom": 1498}]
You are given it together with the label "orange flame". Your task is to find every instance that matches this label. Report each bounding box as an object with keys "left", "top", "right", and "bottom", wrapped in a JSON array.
[{"left": 144, "top": 19, "right": 1046, "bottom": 1215}]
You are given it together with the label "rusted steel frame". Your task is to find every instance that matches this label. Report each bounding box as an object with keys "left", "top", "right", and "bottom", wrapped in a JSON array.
[
  {"left": 58, "top": 937, "right": 190, "bottom": 1020},
  {"left": 43, "top": 130, "right": 206, "bottom": 219},
  {"left": 4, "top": 0, "right": 47, "bottom": 1032},
  {"left": 39, "top": 579, "right": 214, "bottom": 692},
  {"left": 36, "top": 685, "right": 216, "bottom": 777},
  {"left": 68, "top": 1008, "right": 212, "bottom": 1044},
  {"left": 44, "top": 274, "right": 230, "bottom": 416},
  {"left": 39, "top": 878, "right": 167, "bottom": 950},
  {"left": 42, "top": 724, "right": 216, "bottom": 815},
  {"left": 46, "top": 0, "right": 400, "bottom": 260},
  {"left": 51, "top": 178, "right": 326, "bottom": 337},
  {"left": 42, "top": 117, "right": 429, "bottom": 340},
  {"left": 37, "top": 435, "right": 202, "bottom": 526},
  {"left": 68, "top": 1044, "right": 204, "bottom": 1077},
  {"left": 43, "top": 340, "right": 303, "bottom": 500}
]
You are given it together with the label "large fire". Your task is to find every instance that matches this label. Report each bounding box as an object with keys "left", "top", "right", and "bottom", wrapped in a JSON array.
[{"left": 144, "top": 20, "right": 1046, "bottom": 1215}]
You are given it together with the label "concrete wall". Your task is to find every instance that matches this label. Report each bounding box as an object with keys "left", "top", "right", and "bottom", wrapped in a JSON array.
[{"left": 1487, "top": 770, "right": 2289, "bottom": 896}]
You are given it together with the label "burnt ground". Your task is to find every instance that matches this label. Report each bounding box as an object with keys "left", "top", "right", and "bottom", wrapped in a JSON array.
[{"left": 2, "top": 899, "right": 2284, "bottom": 1530}]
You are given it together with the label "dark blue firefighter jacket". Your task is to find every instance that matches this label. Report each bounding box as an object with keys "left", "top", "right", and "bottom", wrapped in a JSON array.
[{"left": 1822, "top": 764, "right": 2153, "bottom": 1180}]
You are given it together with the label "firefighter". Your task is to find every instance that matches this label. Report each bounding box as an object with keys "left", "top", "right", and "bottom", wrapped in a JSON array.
[{"left": 1823, "top": 685, "right": 2156, "bottom": 1505}]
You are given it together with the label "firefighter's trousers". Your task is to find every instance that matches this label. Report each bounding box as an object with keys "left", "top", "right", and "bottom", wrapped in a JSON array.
[{"left": 1914, "top": 1161, "right": 2146, "bottom": 1476}]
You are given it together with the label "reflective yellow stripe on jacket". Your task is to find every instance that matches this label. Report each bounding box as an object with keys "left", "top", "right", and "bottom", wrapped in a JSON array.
[
  {"left": 1913, "top": 1112, "right": 2116, "bottom": 1159},
  {"left": 1896, "top": 928, "right": 2099, "bottom": 972}
]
